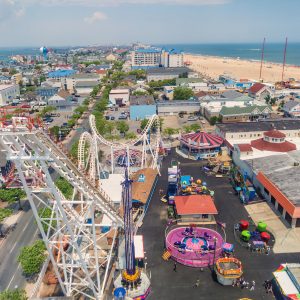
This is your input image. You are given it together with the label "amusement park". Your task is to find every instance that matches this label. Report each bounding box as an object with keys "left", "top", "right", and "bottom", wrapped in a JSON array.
[{"left": 0, "top": 111, "right": 299, "bottom": 300}]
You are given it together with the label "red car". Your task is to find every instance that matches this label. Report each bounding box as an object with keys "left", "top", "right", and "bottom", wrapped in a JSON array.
[{"left": 20, "top": 104, "right": 31, "bottom": 109}]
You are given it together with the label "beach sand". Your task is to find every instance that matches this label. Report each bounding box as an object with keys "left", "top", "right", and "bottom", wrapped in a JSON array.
[{"left": 185, "top": 54, "right": 300, "bottom": 83}]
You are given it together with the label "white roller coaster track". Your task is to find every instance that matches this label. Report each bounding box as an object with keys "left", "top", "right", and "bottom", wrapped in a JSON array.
[
  {"left": 87, "top": 114, "right": 161, "bottom": 175},
  {"left": 0, "top": 122, "right": 124, "bottom": 300}
]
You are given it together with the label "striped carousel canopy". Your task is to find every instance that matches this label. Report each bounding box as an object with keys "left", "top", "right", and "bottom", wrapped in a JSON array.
[{"left": 180, "top": 131, "right": 224, "bottom": 149}]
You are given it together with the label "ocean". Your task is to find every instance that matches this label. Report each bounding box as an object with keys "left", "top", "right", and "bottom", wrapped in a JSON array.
[
  {"left": 1, "top": 43, "right": 300, "bottom": 66},
  {"left": 157, "top": 43, "right": 300, "bottom": 66}
]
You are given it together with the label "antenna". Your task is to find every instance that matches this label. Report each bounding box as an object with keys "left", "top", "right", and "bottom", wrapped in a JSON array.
[
  {"left": 259, "top": 37, "right": 265, "bottom": 81},
  {"left": 282, "top": 37, "right": 288, "bottom": 82}
]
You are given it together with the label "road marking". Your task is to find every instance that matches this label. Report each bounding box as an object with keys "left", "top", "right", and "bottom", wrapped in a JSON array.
[
  {"left": 9, "top": 240, "right": 18, "bottom": 254},
  {"left": 21, "top": 219, "right": 31, "bottom": 233},
  {"left": 6, "top": 264, "right": 20, "bottom": 289}
]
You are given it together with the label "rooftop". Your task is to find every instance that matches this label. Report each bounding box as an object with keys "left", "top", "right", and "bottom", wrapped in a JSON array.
[
  {"left": 217, "top": 119, "right": 300, "bottom": 133},
  {"left": 245, "top": 151, "right": 300, "bottom": 208},
  {"left": 147, "top": 67, "right": 190, "bottom": 75},
  {"left": 249, "top": 82, "right": 266, "bottom": 94},
  {"left": 131, "top": 168, "right": 158, "bottom": 204},
  {"left": 135, "top": 48, "right": 161, "bottom": 53},
  {"left": 0, "top": 84, "right": 16, "bottom": 91},
  {"left": 219, "top": 105, "right": 271, "bottom": 116},
  {"left": 236, "top": 144, "right": 253, "bottom": 152},
  {"left": 174, "top": 195, "right": 218, "bottom": 215},
  {"left": 130, "top": 95, "right": 155, "bottom": 105}
]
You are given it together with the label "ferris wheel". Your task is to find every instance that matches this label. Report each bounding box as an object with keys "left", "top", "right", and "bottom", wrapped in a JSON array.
[{"left": 78, "top": 114, "right": 162, "bottom": 180}]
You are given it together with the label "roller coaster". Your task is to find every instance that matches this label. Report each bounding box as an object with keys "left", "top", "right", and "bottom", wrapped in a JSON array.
[{"left": 0, "top": 114, "right": 162, "bottom": 299}]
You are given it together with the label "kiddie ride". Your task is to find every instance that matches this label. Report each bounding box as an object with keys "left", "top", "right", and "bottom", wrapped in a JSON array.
[
  {"left": 180, "top": 176, "right": 214, "bottom": 197},
  {"left": 237, "top": 220, "right": 272, "bottom": 253}
]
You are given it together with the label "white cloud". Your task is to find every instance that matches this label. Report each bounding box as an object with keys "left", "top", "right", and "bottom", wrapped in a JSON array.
[
  {"left": 84, "top": 11, "right": 107, "bottom": 23},
  {"left": 0, "top": 0, "right": 25, "bottom": 22}
]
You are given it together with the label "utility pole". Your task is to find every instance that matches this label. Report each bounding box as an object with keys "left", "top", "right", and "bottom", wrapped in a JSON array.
[
  {"left": 259, "top": 38, "right": 265, "bottom": 81},
  {"left": 282, "top": 37, "right": 288, "bottom": 82}
]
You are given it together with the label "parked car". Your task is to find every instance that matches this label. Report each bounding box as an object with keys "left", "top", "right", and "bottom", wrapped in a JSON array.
[
  {"left": 118, "top": 115, "right": 127, "bottom": 120},
  {"left": 187, "top": 116, "right": 198, "bottom": 121},
  {"left": 20, "top": 104, "right": 31, "bottom": 109}
]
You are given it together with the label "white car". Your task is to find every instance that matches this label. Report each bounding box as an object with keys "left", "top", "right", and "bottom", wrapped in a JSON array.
[{"left": 187, "top": 116, "right": 198, "bottom": 121}]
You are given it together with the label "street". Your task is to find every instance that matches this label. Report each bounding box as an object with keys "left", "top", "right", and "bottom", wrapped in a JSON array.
[{"left": 0, "top": 201, "right": 39, "bottom": 291}]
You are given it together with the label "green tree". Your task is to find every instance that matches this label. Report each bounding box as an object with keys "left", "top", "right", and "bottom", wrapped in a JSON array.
[
  {"left": 55, "top": 177, "right": 74, "bottom": 199},
  {"left": 116, "top": 121, "right": 129, "bottom": 134},
  {"left": 270, "top": 97, "right": 277, "bottom": 106},
  {"left": 0, "top": 208, "right": 13, "bottom": 222},
  {"left": 173, "top": 87, "right": 194, "bottom": 100},
  {"left": 125, "top": 132, "right": 137, "bottom": 140},
  {"left": 39, "top": 75, "right": 46, "bottom": 83},
  {"left": 209, "top": 116, "right": 221, "bottom": 125},
  {"left": 163, "top": 127, "right": 177, "bottom": 138},
  {"left": 140, "top": 119, "right": 148, "bottom": 130},
  {"left": 105, "top": 121, "right": 115, "bottom": 135},
  {"left": 132, "top": 90, "right": 149, "bottom": 96},
  {"left": 9, "top": 68, "right": 18, "bottom": 75},
  {"left": 0, "top": 289, "right": 28, "bottom": 300},
  {"left": 190, "top": 123, "right": 201, "bottom": 132},
  {"left": 49, "top": 126, "right": 60, "bottom": 139},
  {"left": 38, "top": 207, "right": 57, "bottom": 232},
  {"left": 0, "top": 189, "right": 26, "bottom": 203},
  {"left": 39, "top": 106, "right": 56, "bottom": 117},
  {"left": 18, "top": 240, "right": 46, "bottom": 276},
  {"left": 265, "top": 94, "right": 271, "bottom": 104},
  {"left": 128, "top": 69, "right": 146, "bottom": 80},
  {"left": 69, "top": 140, "right": 79, "bottom": 160}
]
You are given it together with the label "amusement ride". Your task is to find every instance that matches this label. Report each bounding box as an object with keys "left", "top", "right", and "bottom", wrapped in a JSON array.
[{"left": 0, "top": 114, "right": 161, "bottom": 299}]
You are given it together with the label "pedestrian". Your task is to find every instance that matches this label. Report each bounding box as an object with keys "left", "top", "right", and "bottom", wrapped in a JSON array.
[
  {"left": 159, "top": 189, "right": 164, "bottom": 196},
  {"left": 173, "top": 262, "right": 177, "bottom": 272},
  {"left": 250, "top": 280, "right": 255, "bottom": 291},
  {"left": 232, "top": 279, "right": 236, "bottom": 287},
  {"left": 194, "top": 279, "right": 200, "bottom": 288}
]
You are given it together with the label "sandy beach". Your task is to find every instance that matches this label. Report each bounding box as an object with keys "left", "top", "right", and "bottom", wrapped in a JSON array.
[{"left": 184, "top": 54, "right": 300, "bottom": 83}]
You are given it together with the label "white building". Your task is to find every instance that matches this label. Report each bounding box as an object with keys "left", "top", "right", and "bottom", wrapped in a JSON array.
[
  {"left": 131, "top": 48, "right": 161, "bottom": 69},
  {"left": 0, "top": 84, "right": 20, "bottom": 106},
  {"left": 109, "top": 88, "right": 130, "bottom": 106},
  {"left": 168, "top": 50, "right": 184, "bottom": 68},
  {"left": 65, "top": 73, "right": 100, "bottom": 94}
]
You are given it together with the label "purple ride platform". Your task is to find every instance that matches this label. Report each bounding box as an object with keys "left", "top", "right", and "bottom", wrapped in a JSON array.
[{"left": 166, "top": 227, "right": 224, "bottom": 267}]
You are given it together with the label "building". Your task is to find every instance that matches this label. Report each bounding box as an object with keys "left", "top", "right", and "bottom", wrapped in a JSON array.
[
  {"left": 65, "top": 73, "right": 101, "bottom": 95},
  {"left": 99, "top": 173, "right": 124, "bottom": 205},
  {"left": 200, "top": 93, "right": 254, "bottom": 119},
  {"left": 36, "top": 86, "right": 59, "bottom": 100},
  {"left": 129, "top": 95, "right": 156, "bottom": 120},
  {"left": 131, "top": 168, "right": 158, "bottom": 215},
  {"left": 11, "top": 73, "right": 22, "bottom": 85},
  {"left": 157, "top": 99, "right": 200, "bottom": 116},
  {"left": 48, "top": 90, "right": 74, "bottom": 110},
  {"left": 47, "top": 69, "right": 76, "bottom": 79},
  {"left": 273, "top": 263, "right": 300, "bottom": 299},
  {"left": 146, "top": 67, "right": 190, "bottom": 82},
  {"left": 248, "top": 83, "right": 273, "bottom": 101},
  {"left": 106, "top": 53, "right": 117, "bottom": 61},
  {"left": 0, "top": 84, "right": 20, "bottom": 106},
  {"left": 161, "top": 49, "right": 184, "bottom": 68},
  {"left": 219, "top": 105, "right": 272, "bottom": 123},
  {"left": 131, "top": 48, "right": 161, "bottom": 69},
  {"left": 283, "top": 100, "right": 300, "bottom": 118},
  {"left": 219, "top": 75, "right": 254, "bottom": 90},
  {"left": 174, "top": 195, "right": 218, "bottom": 223},
  {"left": 179, "top": 131, "right": 224, "bottom": 160},
  {"left": 109, "top": 88, "right": 130, "bottom": 106},
  {"left": 233, "top": 149, "right": 300, "bottom": 227},
  {"left": 216, "top": 119, "right": 300, "bottom": 141}
]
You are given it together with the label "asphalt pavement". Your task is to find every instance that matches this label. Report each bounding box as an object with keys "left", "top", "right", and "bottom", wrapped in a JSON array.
[
  {"left": 0, "top": 201, "right": 40, "bottom": 291},
  {"left": 139, "top": 150, "right": 300, "bottom": 300}
]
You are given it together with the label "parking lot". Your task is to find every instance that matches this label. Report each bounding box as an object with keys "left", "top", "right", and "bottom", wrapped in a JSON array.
[{"left": 139, "top": 150, "right": 300, "bottom": 300}]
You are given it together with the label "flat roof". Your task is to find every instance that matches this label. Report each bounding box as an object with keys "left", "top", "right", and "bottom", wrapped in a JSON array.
[
  {"left": 174, "top": 195, "right": 218, "bottom": 215},
  {"left": 245, "top": 151, "right": 300, "bottom": 207},
  {"left": 217, "top": 119, "right": 300, "bottom": 133},
  {"left": 134, "top": 235, "right": 144, "bottom": 259},
  {"left": 147, "top": 67, "right": 190, "bottom": 75},
  {"left": 131, "top": 168, "right": 158, "bottom": 204},
  {"left": 99, "top": 174, "right": 124, "bottom": 204},
  {"left": 130, "top": 95, "right": 155, "bottom": 105}
]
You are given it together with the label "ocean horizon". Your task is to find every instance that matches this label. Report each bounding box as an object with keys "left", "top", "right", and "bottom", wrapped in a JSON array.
[
  {"left": 156, "top": 43, "right": 300, "bottom": 66},
  {"left": 1, "top": 43, "right": 300, "bottom": 66}
]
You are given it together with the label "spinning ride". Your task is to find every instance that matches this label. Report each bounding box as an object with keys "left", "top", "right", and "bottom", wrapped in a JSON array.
[{"left": 165, "top": 223, "right": 225, "bottom": 268}]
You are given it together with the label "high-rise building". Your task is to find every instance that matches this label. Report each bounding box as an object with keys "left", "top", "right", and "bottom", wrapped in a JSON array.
[{"left": 131, "top": 48, "right": 161, "bottom": 69}]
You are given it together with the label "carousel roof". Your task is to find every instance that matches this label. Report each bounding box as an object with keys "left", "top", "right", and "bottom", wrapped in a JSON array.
[{"left": 180, "top": 131, "right": 224, "bottom": 149}]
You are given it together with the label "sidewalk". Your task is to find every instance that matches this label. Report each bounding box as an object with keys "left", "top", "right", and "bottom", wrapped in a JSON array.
[{"left": 245, "top": 202, "right": 300, "bottom": 253}]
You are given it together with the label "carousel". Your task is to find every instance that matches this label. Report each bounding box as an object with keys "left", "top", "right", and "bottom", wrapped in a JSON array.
[{"left": 179, "top": 131, "right": 224, "bottom": 160}]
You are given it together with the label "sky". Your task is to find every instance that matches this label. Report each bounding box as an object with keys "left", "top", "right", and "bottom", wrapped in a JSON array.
[{"left": 0, "top": 0, "right": 299, "bottom": 47}]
